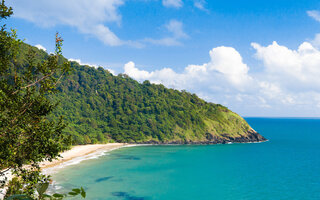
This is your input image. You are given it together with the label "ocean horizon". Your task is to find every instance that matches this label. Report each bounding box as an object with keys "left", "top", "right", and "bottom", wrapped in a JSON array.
[{"left": 50, "top": 118, "right": 320, "bottom": 200}]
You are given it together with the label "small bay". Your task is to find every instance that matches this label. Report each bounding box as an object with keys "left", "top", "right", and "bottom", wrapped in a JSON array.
[{"left": 52, "top": 118, "right": 320, "bottom": 200}]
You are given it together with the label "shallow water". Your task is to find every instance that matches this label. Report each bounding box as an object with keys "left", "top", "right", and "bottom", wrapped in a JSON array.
[{"left": 52, "top": 118, "right": 320, "bottom": 199}]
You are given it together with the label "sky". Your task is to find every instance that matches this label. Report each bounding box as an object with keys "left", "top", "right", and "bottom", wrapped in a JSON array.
[{"left": 5, "top": 0, "right": 320, "bottom": 117}]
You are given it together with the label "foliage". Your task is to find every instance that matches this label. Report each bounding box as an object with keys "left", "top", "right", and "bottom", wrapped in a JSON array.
[
  {"left": 0, "top": 0, "right": 262, "bottom": 196},
  {"left": 42, "top": 60, "right": 254, "bottom": 144},
  {"left": 51, "top": 62, "right": 257, "bottom": 144},
  {"left": 12, "top": 41, "right": 260, "bottom": 145},
  {"left": 6, "top": 182, "right": 85, "bottom": 199},
  {"left": 0, "top": 0, "right": 72, "bottom": 197}
]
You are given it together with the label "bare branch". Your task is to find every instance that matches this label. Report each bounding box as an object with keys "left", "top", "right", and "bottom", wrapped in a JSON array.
[
  {"left": 12, "top": 71, "right": 55, "bottom": 94},
  {"left": 53, "top": 72, "right": 65, "bottom": 87}
]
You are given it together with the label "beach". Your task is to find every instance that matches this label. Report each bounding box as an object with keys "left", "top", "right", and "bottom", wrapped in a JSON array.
[
  {"left": 40, "top": 143, "right": 128, "bottom": 171},
  {"left": 0, "top": 143, "right": 128, "bottom": 199}
]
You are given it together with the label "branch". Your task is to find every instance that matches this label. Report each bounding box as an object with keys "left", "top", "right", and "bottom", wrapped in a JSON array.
[
  {"left": 53, "top": 72, "right": 65, "bottom": 87},
  {"left": 12, "top": 71, "right": 55, "bottom": 95}
]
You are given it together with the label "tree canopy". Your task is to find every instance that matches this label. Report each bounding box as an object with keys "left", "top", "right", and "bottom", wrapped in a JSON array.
[
  {"left": 0, "top": 0, "right": 265, "bottom": 197},
  {"left": 0, "top": 0, "right": 71, "bottom": 197},
  {"left": 13, "top": 43, "right": 265, "bottom": 145}
]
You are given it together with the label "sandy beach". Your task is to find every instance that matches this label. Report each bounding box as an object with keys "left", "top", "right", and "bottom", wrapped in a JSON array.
[
  {"left": 0, "top": 143, "right": 128, "bottom": 199},
  {"left": 40, "top": 143, "right": 128, "bottom": 170}
]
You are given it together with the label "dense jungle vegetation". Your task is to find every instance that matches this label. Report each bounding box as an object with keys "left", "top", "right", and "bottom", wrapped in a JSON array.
[{"left": 16, "top": 43, "right": 264, "bottom": 145}]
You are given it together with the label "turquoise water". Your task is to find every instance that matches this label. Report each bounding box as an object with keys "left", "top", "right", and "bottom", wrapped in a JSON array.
[{"left": 52, "top": 118, "right": 320, "bottom": 199}]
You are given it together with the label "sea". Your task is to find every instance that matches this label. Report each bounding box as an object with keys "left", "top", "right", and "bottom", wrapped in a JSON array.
[{"left": 50, "top": 118, "right": 320, "bottom": 200}]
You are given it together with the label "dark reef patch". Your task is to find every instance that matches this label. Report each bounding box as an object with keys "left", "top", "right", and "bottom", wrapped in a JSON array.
[
  {"left": 95, "top": 176, "right": 113, "bottom": 183},
  {"left": 112, "top": 191, "right": 147, "bottom": 200},
  {"left": 114, "top": 154, "right": 141, "bottom": 160}
]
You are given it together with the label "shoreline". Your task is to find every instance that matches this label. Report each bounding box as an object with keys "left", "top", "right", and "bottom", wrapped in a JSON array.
[
  {"left": 1, "top": 141, "right": 266, "bottom": 198},
  {"left": 40, "top": 143, "right": 130, "bottom": 174},
  {"left": 41, "top": 139, "right": 268, "bottom": 174},
  {"left": 0, "top": 143, "right": 131, "bottom": 199},
  {"left": 38, "top": 139, "right": 270, "bottom": 173}
]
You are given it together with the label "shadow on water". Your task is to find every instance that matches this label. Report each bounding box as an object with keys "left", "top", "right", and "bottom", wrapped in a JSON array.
[
  {"left": 114, "top": 154, "right": 141, "bottom": 160},
  {"left": 95, "top": 176, "right": 113, "bottom": 183},
  {"left": 112, "top": 192, "right": 147, "bottom": 200}
]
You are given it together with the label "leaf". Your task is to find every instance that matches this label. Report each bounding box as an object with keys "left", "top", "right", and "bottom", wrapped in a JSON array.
[
  {"left": 72, "top": 188, "right": 80, "bottom": 193},
  {"left": 52, "top": 193, "right": 64, "bottom": 198},
  {"left": 68, "top": 192, "right": 78, "bottom": 196},
  {"left": 36, "top": 182, "right": 49, "bottom": 195},
  {"left": 80, "top": 187, "right": 86, "bottom": 198}
]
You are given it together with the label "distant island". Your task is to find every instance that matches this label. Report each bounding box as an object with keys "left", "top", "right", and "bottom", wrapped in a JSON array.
[{"left": 19, "top": 43, "right": 266, "bottom": 145}]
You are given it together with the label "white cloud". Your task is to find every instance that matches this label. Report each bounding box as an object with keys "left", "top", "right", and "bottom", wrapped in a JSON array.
[
  {"left": 165, "top": 20, "right": 188, "bottom": 39},
  {"left": 162, "top": 0, "right": 183, "bottom": 8},
  {"left": 124, "top": 46, "right": 253, "bottom": 92},
  {"left": 252, "top": 41, "right": 320, "bottom": 91},
  {"left": 81, "top": 24, "right": 123, "bottom": 46},
  {"left": 207, "top": 46, "right": 252, "bottom": 87},
  {"left": 9, "top": 1, "right": 191, "bottom": 48},
  {"left": 35, "top": 44, "right": 46, "bottom": 51},
  {"left": 145, "top": 20, "right": 188, "bottom": 46},
  {"left": 106, "top": 68, "right": 116, "bottom": 75},
  {"left": 307, "top": 10, "right": 320, "bottom": 22},
  {"left": 124, "top": 62, "right": 152, "bottom": 80},
  {"left": 69, "top": 58, "right": 98, "bottom": 68},
  {"left": 194, "top": 0, "right": 208, "bottom": 12},
  {"left": 69, "top": 58, "right": 115, "bottom": 75},
  {"left": 311, "top": 33, "right": 320, "bottom": 47},
  {"left": 9, "top": 0, "right": 125, "bottom": 46},
  {"left": 123, "top": 40, "right": 320, "bottom": 117}
]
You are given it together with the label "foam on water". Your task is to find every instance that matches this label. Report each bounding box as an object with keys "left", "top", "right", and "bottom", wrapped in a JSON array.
[{"left": 43, "top": 145, "right": 138, "bottom": 175}]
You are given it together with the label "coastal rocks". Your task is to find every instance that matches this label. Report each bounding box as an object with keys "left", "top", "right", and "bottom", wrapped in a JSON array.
[{"left": 135, "top": 129, "right": 267, "bottom": 145}]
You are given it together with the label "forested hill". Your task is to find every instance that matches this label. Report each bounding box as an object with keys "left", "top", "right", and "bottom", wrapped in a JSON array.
[{"left": 19, "top": 43, "right": 266, "bottom": 144}]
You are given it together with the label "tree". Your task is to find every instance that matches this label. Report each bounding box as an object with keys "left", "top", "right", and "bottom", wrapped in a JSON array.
[{"left": 0, "top": 0, "right": 74, "bottom": 197}]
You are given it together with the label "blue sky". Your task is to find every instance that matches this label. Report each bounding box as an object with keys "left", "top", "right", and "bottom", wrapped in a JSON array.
[{"left": 6, "top": 0, "right": 320, "bottom": 117}]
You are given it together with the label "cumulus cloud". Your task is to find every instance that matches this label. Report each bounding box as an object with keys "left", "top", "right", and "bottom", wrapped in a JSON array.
[
  {"left": 35, "top": 44, "right": 46, "bottom": 51},
  {"left": 162, "top": 0, "right": 183, "bottom": 8},
  {"left": 106, "top": 68, "right": 116, "bottom": 75},
  {"left": 9, "top": 0, "right": 126, "bottom": 46},
  {"left": 124, "top": 46, "right": 253, "bottom": 92},
  {"left": 207, "top": 46, "right": 252, "bottom": 87},
  {"left": 69, "top": 58, "right": 99, "bottom": 68},
  {"left": 145, "top": 20, "right": 188, "bottom": 46},
  {"left": 123, "top": 40, "right": 320, "bottom": 116},
  {"left": 124, "top": 62, "right": 152, "bottom": 80},
  {"left": 307, "top": 10, "right": 320, "bottom": 22},
  {"left": 252, "top": 41, "right": 320, "bottom": 91}
]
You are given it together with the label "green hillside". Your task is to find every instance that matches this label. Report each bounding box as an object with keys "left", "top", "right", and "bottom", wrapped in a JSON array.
[{"left": 19, "top": 43, "right": 266, "bottom": 144}]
